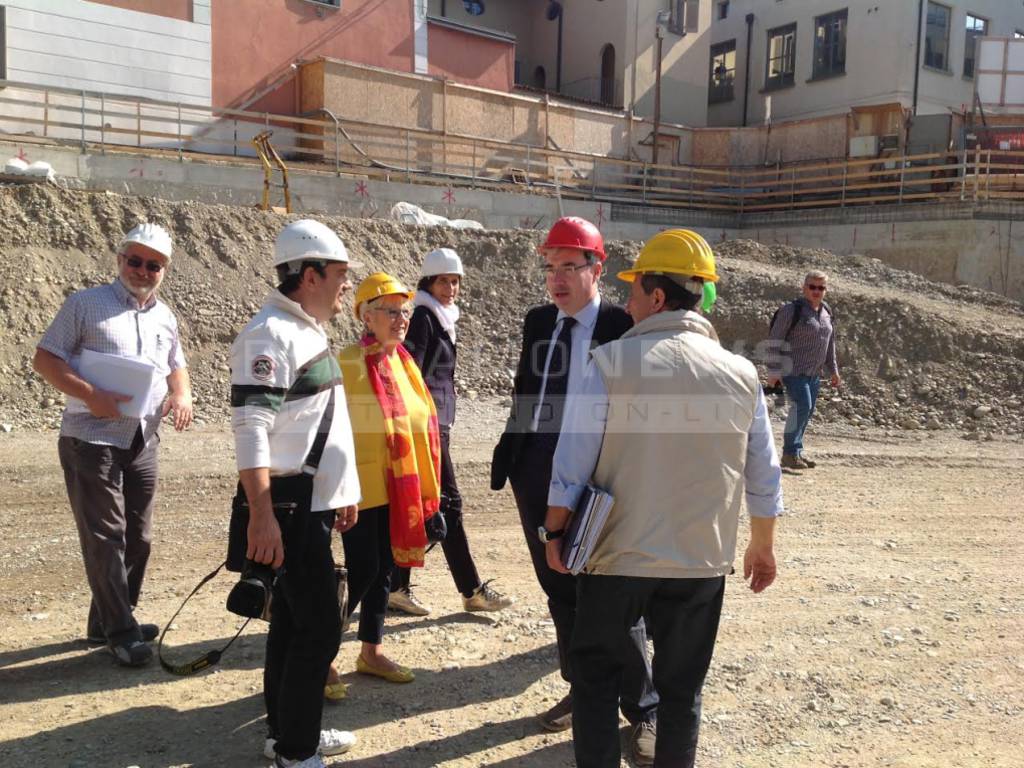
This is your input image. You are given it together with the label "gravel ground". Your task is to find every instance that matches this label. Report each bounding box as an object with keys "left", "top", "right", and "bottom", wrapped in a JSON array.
[{"left": 1, "top": 402, "right": 1022, "bottom": 768}]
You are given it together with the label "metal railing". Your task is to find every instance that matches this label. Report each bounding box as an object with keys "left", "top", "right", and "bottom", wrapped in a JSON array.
[{"left": 2, "top": 79, "right": 1023, "bottom": 216}]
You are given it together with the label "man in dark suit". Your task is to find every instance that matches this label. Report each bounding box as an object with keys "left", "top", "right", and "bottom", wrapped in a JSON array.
[{"left": 491, "top": 217, "right": 658, "bottom": 762}]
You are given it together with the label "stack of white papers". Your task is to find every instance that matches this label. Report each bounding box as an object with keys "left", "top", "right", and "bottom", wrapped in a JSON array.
[
  {"left": 560, "top": 484, "right": 615, "bottom": 575},
  {"left": 66, "top": 349, "right": 157, "bottom": 420}
]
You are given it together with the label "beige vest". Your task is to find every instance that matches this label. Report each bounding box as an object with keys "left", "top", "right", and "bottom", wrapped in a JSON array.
[{"left": 588, "top": 310, "right": 760, "bottom": 578}]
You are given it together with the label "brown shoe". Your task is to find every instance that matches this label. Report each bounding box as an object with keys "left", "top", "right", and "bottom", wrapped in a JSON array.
[
  {"left": 537, "top": 694, "right": 572, "bottom": 732},
  {"left": 781, "top": 453, "right": 808, "bottom": 470},
  {"left": 630, "top": 721, "right": 656, "bottom": 766},
  {"left": 799, "top": 453, "right": 817, "bottom": 468}
]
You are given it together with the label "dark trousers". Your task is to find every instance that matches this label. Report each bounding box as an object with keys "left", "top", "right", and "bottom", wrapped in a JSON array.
[
  {"left": 393, "top": 428, "right": 481, "bottom": 597},
  {"left": 57, "top": 430, "right": 157, "bottom": 645},
  {"left": 509, "top": 442, "right": 658, "bottom": 725},
  {"left": 342, "top": 505, "right": 393, "bottom": 645},
  {"left": 572, "top": 574, "right": 726, "bottom": 768},
  {"left": 265, "top": 509, "right": 342, "bottom": 761}
]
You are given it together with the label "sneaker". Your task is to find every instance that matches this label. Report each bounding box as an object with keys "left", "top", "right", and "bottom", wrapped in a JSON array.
[
  {"left": 88, "top": 623, "right": 159, "bottom": 645},
  {"left": 781, "top": 453, "right": 809, "bottom": 470},
  {"left": 264, "top": 730, "right": 357, "bottom": 760},
  {"left": 388, "top": 587, "right": 431, "bottom": 616},
  {"left": 273, "top": 755, "right": 326, "bottom": 768},
  {"left": 630, "top": 721, "right": 656, "bottom": 766},
  {"left": 537, "top": 694, "right": 572, "bottom": 732},
  {"left": 462, "top": 580, "right": 514, "bottom": 613},
  {"left": 108, "top": 639, "right": 152, "bottom": 667},
  {"left": 798, "top": 453, "right": 817, "bottom": 468}
]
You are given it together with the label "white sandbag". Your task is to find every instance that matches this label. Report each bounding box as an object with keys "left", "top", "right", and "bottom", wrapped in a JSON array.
[
  {"left": 390, "top": 201, "right": 482, "bottom": 230},
  {"left": 4, "top": 158, "right": 29, "bottom": 174},
  {"left": 26, "top": 161, "right": 56, "bottom": 181}
]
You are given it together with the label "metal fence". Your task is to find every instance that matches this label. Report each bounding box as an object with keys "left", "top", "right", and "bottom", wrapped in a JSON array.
[{"left": 3, "top": 79, "right": 1023, "bottom": 216}]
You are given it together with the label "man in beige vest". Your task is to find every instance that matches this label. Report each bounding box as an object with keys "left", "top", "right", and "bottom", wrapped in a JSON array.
[{"left": 544, "top": 229, "right": 784, "bottom": 768}]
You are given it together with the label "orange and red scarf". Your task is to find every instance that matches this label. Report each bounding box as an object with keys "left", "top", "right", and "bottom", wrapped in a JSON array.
[{"left": 360, "top": 334, "right": 441, "bottom": 568}]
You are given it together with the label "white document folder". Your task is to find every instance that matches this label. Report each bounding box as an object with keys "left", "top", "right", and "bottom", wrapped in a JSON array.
[{"left": 67, "top": 349, "right": 157, "bottom": 420}]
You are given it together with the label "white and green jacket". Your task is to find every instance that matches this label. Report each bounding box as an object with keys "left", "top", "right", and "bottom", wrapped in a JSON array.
[{"left": 230, "top": 290, "right": 360, "bottom": 512}]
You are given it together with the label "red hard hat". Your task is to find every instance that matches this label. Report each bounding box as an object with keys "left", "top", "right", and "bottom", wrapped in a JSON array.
[{"left": 539, "top": 216, "right": 606, "bottom": 261}]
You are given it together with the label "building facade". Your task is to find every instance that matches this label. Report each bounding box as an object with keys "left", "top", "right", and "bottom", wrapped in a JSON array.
[
  {"left": 0, "top": 0, "right": 211, "bottom": 104},
  {"left": 704, "top": 0, "right": 1024, "bottom": 128}
]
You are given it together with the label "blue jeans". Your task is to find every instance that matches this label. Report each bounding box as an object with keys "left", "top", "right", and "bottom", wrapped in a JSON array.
[{"left": 783, "top": 374, "right": 821, "bottom": 456}]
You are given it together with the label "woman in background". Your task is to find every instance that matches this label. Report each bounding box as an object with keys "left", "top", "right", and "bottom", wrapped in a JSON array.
[{"left": 388, "top": 248, "right": 513, "bottom": 617}]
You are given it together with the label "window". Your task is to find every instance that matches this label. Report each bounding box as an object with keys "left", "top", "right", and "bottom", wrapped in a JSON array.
[
  {"left": 964, "top": 14, "right": 988, "bottom": 79},
  {"left": 924, "top": 2, "right": 951, "bottom": 71},
  {"left": 766, "top": 23, "right": 797, "bottom": 90},
  {"left": 1016, "top": 30, "right": 1024, "bottom": 39},
  {"left": 669, "top": 0, "right": 700, "bottom": 35},
  {"left": 717, "top": 1, "right": 729, "bottom": 21},
  {"left": 463, "top": 0, "right": 484, "bottom": 14},
  {"left": 709, "top": 40, "right": 736, "bottom": 103},
  {"left": 813, "top": 9, "right": 847, "bottom": 79}
]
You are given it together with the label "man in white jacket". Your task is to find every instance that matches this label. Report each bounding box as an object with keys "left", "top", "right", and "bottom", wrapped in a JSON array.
[
  {"left": 231, "top": 220, "right": 362, "bottom": 768},
  {"left": 545, "top": 229, "right": 784, "bottom": 768}
]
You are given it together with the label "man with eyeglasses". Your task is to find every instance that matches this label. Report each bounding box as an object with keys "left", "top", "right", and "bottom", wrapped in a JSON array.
[
  {"left": 232, "top": 219, "right": 362, "bottom": 768},
  {"left": 767, "top": 269, "right": 840, "bottom": 470},
  {"left": 491, "top": 217, "right": 658, "bottom": 761},
  {"left": 33, "top": 222, "right": 193, "bottom": 667}
]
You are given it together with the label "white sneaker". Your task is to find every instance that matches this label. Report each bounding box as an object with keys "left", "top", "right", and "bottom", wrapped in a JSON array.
[
  {"left": 265, "top": 729, "right": 357, "bottom": 760},
  {"left": 388, "top": 587, "right": 431, "bottom": 616},
  {"left": 462, "top": 580, "right": 514, "bottom": 613},
  {"left": 272, "top": 755, "right": 326, "bottom": 768}
]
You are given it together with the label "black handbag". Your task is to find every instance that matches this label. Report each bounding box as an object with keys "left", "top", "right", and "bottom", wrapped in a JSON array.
[{"left": 226, "top": 389, "right": 334, "bottom": 572}]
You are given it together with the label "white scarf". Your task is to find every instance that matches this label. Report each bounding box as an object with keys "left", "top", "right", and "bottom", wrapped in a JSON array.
[{"left": 414, "top": 289, "right": 459, "bottom": 344}]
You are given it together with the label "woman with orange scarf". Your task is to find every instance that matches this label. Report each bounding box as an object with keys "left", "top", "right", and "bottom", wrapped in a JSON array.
[{"left": 333, "top": 272, "right": 441, "bottom": 687}]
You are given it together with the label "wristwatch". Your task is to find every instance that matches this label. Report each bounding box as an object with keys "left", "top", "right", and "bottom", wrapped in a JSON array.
[{"left": 537, "top": 525, "right": 565, "bottom": 543}]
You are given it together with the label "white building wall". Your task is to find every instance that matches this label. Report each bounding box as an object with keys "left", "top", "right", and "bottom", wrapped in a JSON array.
[
  {"left": 2, "top": 0, "right": 211, "bottom": 105},
  {"left": 705, "top": 0, "right": 1024, "bottom": 127}
]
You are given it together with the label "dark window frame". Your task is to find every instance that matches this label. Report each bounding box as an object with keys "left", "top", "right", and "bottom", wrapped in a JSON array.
[
  {"left": 924, "top": 1, "right": 952, "bottom": 72},
  {"left": 765, "top": 22, "right": 797, "bottom": 91},
  {"left": 812, "top": 8, "right": 847, "bottom": 80},
  {"left": 708, "top": 39, "right": 737, "bottom": 104},
  {"left": 963, "top": 13, "right": 988, "bottom": 80}
]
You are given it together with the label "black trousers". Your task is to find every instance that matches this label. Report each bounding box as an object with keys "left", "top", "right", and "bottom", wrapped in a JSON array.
[
  {"left": 265, "top": 509, "right": 342, "bottom": 762},
  {"left": 572, "top": 574, "right": 726, "bottom": 768},
  {"left": 58, "top": 429, "right": 158, "bottom": 645},
  {"left": 509, "top": 440, "right": 658, "bottom": 725},
  {"left": 393, "top": 428, "right": 481, "bottom": 597},
  {"left": 342, "top": 504, "right": 392, "bottom": 645}
]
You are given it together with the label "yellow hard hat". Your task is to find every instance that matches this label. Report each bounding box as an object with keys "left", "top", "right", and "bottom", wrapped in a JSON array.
[
  {"left": 353, "top": 272, "right": 414, "bottom": 318},
  {"left": 618, "top": 229, "right": 719, "bottom": 283}
]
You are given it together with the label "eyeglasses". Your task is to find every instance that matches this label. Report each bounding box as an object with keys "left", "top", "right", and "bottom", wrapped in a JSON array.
[
  {"left": 124, "top": 255, "right": 165, "bottom": 273},
  {"left": 806, "top": 284, "right": 826, "bottom": 292},
  {"left": 541, "top": 263, "right": 592, "bottom": 278},
  {"left": 371, "top": 306, "right": 412, "bottom": 321}
]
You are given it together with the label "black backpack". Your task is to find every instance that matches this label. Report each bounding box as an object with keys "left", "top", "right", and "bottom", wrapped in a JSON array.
[{"left": 769, "top": 298, "right": 834, "bottom": 340}]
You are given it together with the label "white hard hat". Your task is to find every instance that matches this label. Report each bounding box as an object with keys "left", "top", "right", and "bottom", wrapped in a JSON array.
[
  {"left": 120, "top": 223, "right": 173, "bottom": 260},
  {"left": 421, "top": 248, "right": 464, "bottom": 278},
  {"left": 273, "top": 219, "right": 363, "bottom": 270}
]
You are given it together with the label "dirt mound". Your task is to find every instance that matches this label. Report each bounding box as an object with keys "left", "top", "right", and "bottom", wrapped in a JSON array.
[{"left": 0, "top": 184, "right": 1021, "bottom": 438}]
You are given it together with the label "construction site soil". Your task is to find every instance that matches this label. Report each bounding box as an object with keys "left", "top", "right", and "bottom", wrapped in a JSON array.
[{"left": 1, "top": 183, "right": 1022, "bottom": 768}]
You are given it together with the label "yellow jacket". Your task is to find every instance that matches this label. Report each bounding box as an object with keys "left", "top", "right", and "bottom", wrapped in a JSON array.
[{"left": 338, "top": 343, "right": 440, "bottom": 511}]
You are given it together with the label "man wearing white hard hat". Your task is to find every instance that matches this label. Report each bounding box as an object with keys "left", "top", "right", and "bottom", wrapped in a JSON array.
[
  {"left": 33, "top": 222, "right": 194, "bottom": 667},
  {"left": 230, "top": 219, "right": 361, "bottom": 768}
]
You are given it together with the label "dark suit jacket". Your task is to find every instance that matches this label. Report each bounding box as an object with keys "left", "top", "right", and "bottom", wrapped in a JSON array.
[
  {"left": 403, "top": 305, "right": 457, "bottom": 428},
  {"left": 490, "top": 297, "right": 633, "bottom": 490}
]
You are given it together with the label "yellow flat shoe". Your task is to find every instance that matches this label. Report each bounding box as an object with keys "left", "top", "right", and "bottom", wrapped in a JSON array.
[
  {"left": 324, "top": 681, "right": 349, "bottom": 703},
  {"left": 356, "top": 655, "right": 415, "bottom": 683}
]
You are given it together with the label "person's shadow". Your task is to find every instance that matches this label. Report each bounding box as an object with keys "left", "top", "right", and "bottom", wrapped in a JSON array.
[{"left": 1, "top": 627, "right": 563, "bottom": 766}]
